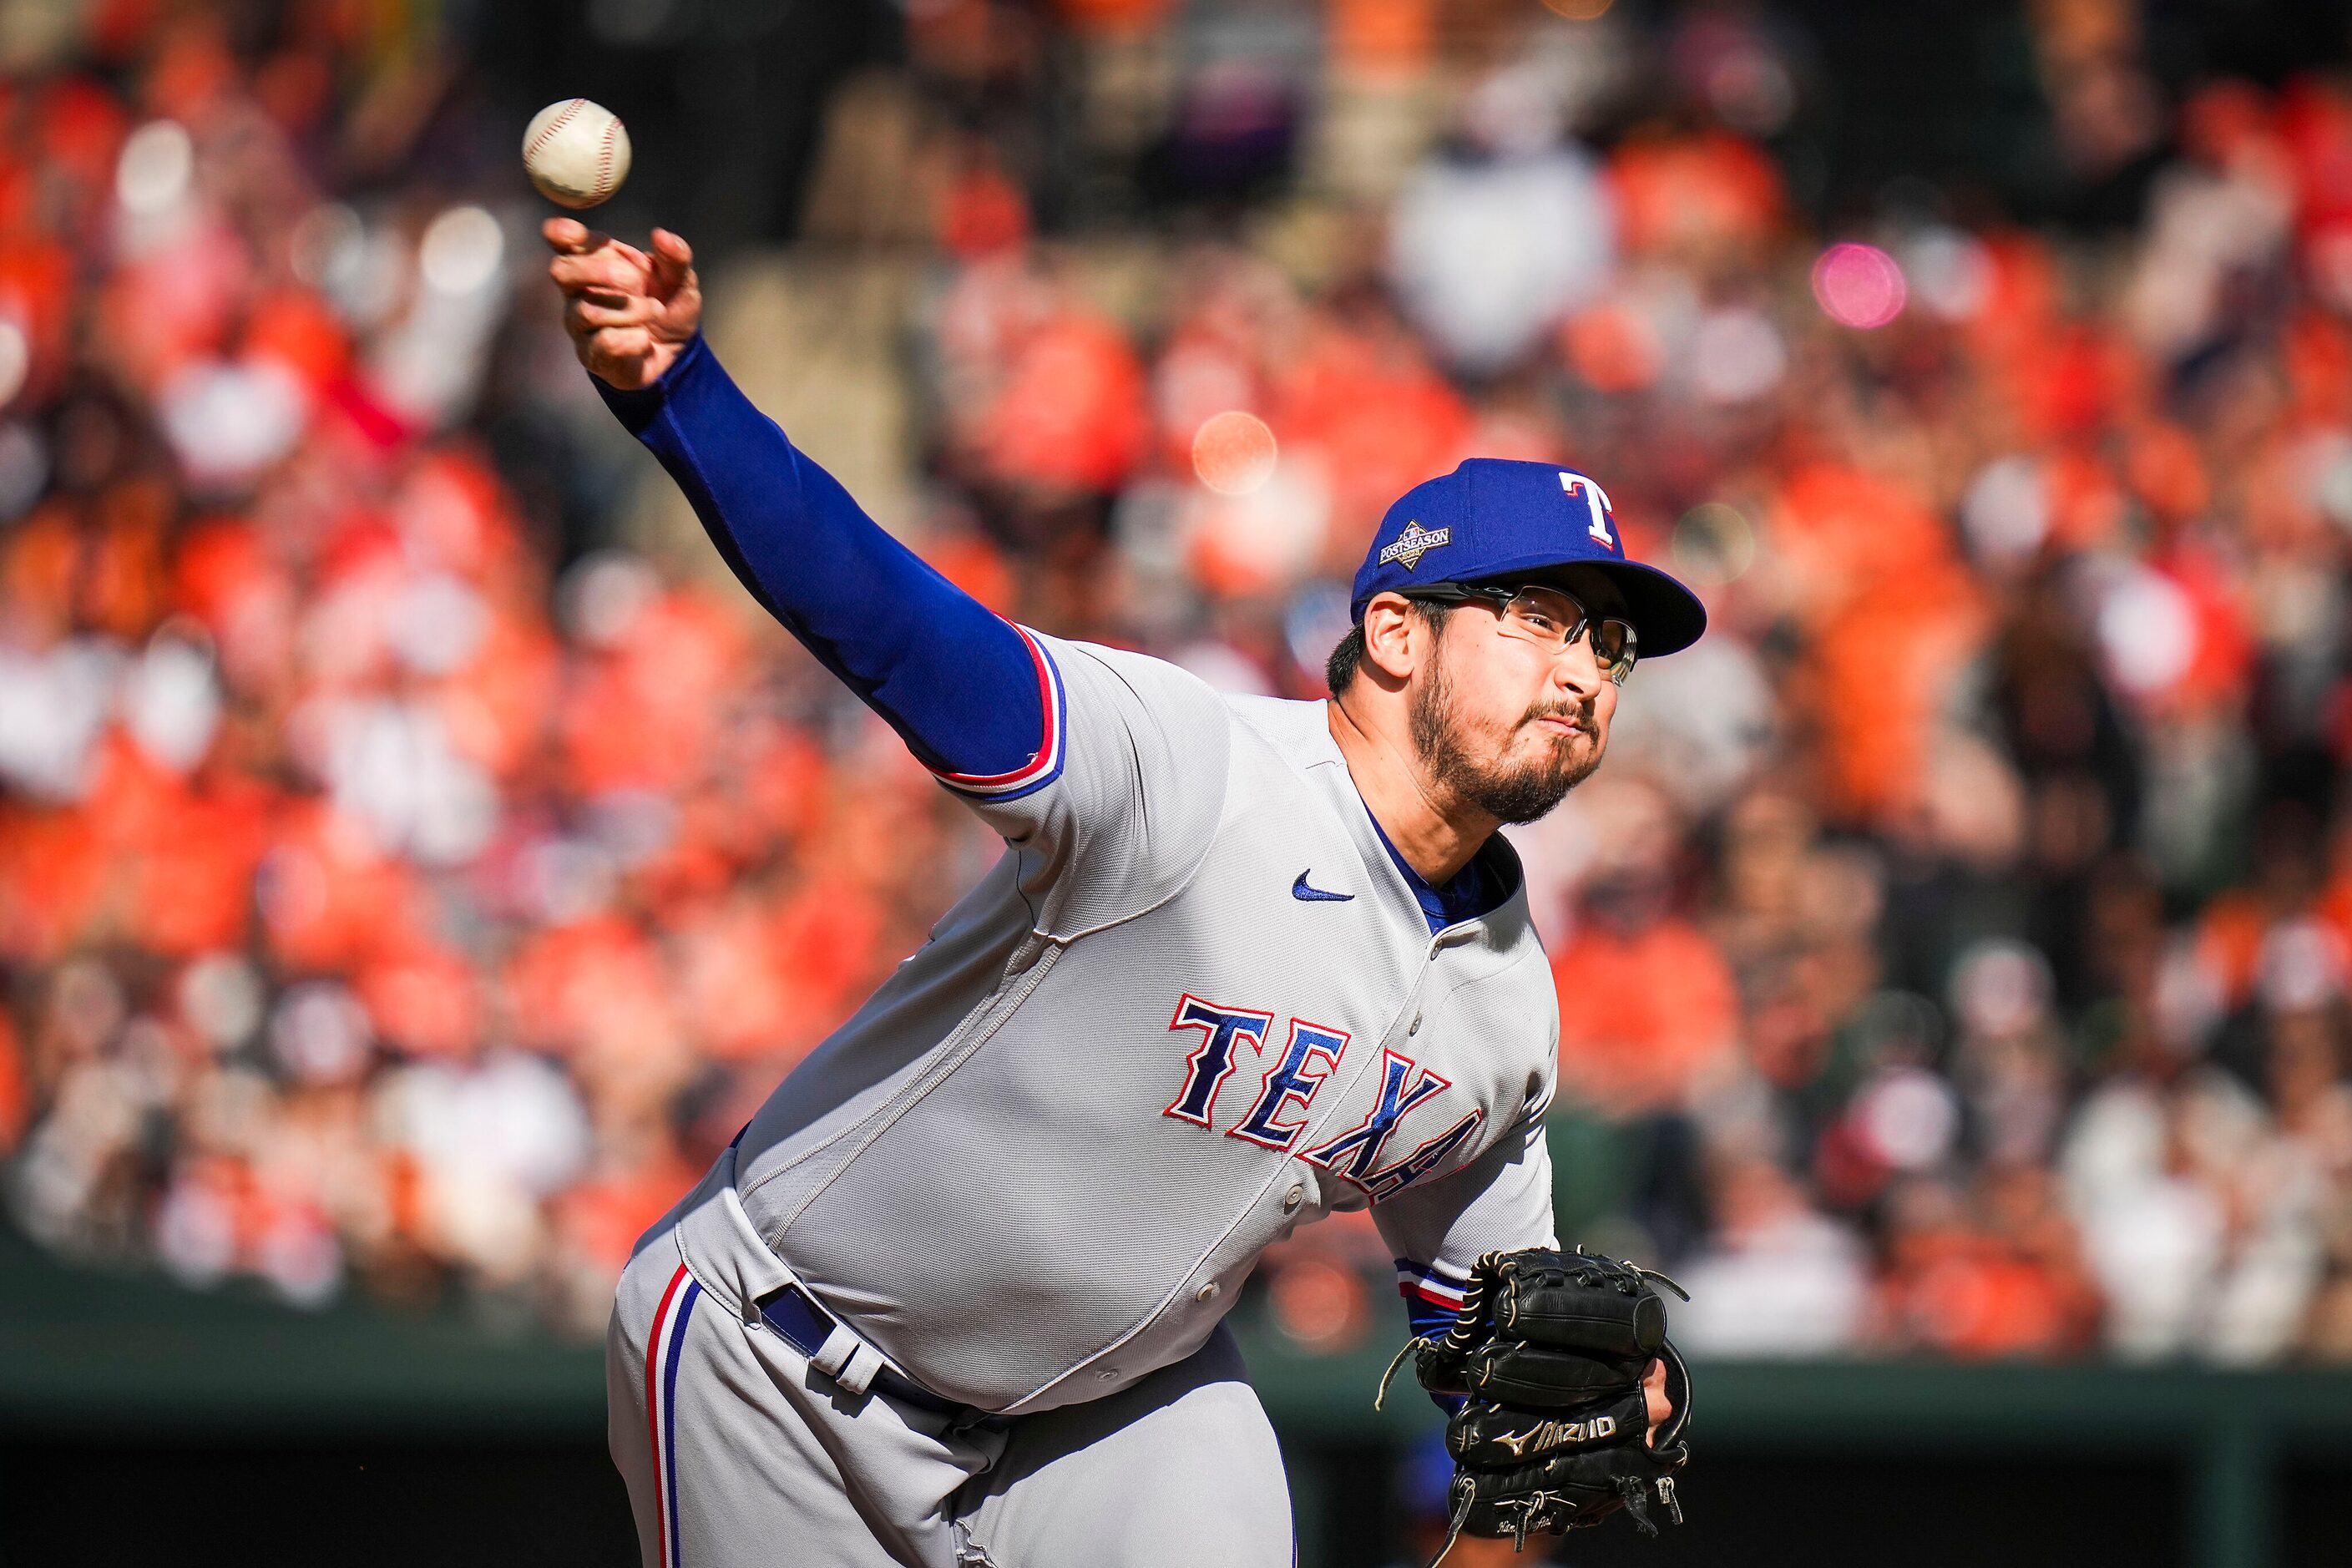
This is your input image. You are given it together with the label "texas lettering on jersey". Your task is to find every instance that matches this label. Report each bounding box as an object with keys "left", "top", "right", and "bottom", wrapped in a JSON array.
[{"left": 1160, "top": 994, "right": 1485, "bottom": 1201}]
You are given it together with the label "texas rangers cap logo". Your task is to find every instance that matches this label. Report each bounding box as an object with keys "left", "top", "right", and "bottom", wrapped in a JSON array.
[{"left": 1378, "top": 520, "right": 1452, "bottom": 570}]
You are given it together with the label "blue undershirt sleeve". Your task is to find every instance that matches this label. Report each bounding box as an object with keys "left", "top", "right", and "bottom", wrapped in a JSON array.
[
  {"left": 1405, "top": 1292, "right": 1458, "bottom": 1342},
  {"left": 594, "top": 334, "right": 1046, "bottom": 781},
  {"left": 1401, "top": 1292, "right": 1466, "bottom": 1414}
]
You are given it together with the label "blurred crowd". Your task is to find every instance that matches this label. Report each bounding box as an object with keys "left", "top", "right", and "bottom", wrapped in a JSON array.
[{"left": 8, "top": 0, "right": 2352, "bottom": 1364}]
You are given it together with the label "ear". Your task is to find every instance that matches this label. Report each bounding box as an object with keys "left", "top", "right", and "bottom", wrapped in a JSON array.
[{"left": 1359, "top": 594, "right": 1424, "bottom": 685}]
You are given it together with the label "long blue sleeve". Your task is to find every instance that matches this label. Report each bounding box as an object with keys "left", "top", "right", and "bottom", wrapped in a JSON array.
[{"left": 595, "top": 334, "right": 1049, "bottom": 785}]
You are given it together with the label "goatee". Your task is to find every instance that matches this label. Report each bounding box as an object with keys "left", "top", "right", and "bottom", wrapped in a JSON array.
[{"left": 1409, "top": 649, "right": 1601, "bottom": 825}]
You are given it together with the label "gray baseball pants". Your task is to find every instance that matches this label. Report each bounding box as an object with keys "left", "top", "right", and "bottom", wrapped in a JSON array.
[{"left": 606, "top": 1148, "right": 1294, "bottom": 1568}]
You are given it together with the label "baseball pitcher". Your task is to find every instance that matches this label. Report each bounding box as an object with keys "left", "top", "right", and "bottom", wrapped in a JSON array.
[{"left": 546, "top": 218, "right": 1706, "bottom": 1568}]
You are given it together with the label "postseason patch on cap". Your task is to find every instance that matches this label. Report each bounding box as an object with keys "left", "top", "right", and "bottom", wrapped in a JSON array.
[{"left": 1377, "top": 521, "right": 1451, "bottom": 569}]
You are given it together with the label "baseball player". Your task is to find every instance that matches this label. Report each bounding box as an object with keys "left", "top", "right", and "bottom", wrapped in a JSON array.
[{"left": 545, "top": 218, "right": 1707, "bottom": 1568}]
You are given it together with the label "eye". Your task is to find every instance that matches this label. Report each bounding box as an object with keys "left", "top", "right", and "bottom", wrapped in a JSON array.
[{"left": 1515, "top": 609, "right": 1562, "bottom": 633}]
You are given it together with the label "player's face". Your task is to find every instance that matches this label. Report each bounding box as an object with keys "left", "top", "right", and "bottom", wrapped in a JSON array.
[{"left": 1409, "top": 595, "right": 1618, "bottom": 824}]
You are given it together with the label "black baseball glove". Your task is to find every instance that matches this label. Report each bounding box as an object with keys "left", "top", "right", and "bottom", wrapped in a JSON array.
[{"left": 1378, "top": 1247, "right": 1692, "bottom": 1562}]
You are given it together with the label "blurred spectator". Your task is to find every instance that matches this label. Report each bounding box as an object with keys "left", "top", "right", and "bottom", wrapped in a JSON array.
[
  {"left": 1386, "top": 63, "right": 1616, "bottom": 376},
  {"left": 1675, "top": 1156, "right": 1868, "bottom": 1358},
  {"left": 1552, "top": 883, "right": 1739, "bottom": 1119}
]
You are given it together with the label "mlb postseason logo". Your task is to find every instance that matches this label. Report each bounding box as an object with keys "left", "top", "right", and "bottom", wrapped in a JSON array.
[{"left": 1378, "top": 520, "right": 1452, "bottom": 570}]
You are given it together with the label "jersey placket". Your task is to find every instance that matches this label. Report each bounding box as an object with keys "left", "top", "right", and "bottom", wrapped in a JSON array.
[{"left": 1288, "top": 923, "right": 1486, "bottom": 1212}]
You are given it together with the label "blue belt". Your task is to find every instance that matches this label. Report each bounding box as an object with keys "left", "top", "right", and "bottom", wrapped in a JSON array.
[{"left": 756, "top": 1283, "right": 966, "bottom": 1418}]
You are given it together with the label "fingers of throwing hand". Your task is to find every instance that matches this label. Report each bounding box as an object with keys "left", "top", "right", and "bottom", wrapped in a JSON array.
[
  {"left": 543, "top": 224, "right": 696, "bottom": 384},
  {"left": 549, "top": 250, "right": 646, "bottom": 300},
  {"left": 580, "top": 325, "right": 654, "bottom": 377},
  {"left": 649, "top": 229, "right": 695, "bottom": 296},
  {"left": 542, "top": 220, "right": 635, "bottom": 266},
  {"left": 567, "top": 295, "right": 655, "bottom": 333},
  {"left": 541, "top": 216, "right": 594, "bottom": 255}
]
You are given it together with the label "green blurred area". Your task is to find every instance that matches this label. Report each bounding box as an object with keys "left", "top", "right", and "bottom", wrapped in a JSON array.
[{"left": 8, "top": 1227, "right": 2352, "bottom": 1568}]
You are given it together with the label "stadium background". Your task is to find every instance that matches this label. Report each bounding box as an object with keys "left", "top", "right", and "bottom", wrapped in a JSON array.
[{"left": 6, "top": 0, "right": 2352, "bottom": 1562}]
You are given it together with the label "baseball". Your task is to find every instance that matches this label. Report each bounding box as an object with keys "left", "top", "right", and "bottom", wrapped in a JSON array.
[{"left": 522, "top": 99, "right": 630, "bottom": 209}]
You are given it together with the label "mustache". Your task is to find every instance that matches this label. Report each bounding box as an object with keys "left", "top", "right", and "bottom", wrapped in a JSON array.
[{"left": 1521, "top": 696, "right": 1596, "bottom": 731}]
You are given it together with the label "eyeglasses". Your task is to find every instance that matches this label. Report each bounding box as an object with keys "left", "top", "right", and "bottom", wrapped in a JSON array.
[{"left": 1400, "top": 582, "right": 1640, "bottom": 685}]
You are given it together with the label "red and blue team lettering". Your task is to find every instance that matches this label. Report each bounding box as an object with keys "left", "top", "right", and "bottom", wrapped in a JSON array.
[
  {"left": 1228, "top": 1019, "right": 1350, "bottom": 1151},
  {"left": 1161, "top": 994, "right": 1484, "bottom": 1201}
]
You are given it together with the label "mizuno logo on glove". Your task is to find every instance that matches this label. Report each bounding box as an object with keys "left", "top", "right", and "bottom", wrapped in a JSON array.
[{"left": 1493, "top": 1414, "right": 1616, "bottom": 1456}]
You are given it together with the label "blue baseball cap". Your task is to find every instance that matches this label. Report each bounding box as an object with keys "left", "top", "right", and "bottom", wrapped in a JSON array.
[{"left": 1350, "top": 458, "right": 1707, "bottom": 656}]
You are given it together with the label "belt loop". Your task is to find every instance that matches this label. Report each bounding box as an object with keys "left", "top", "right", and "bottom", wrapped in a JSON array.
[
  {"left": 811, "top": 1322, "right": 882, "bottom": 1397},
  {"left": 837, "top": 1342, "right": 883, "bottom": 1397},
  {"left": 811, "top": 1321, "right": 861, "bottom": 1382}
]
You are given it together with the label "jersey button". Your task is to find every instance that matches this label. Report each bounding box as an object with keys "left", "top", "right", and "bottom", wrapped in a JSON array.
[
  {"left": 1095, "top": 1368, "right": 1120, "bottom": 1382},
  {"left": 1195, "top": 1282, "right": 1220, "bottom": 1303},
  {"left": 1408, "top": 1013, "right": 1423, "bottom": 1035},
  {"left": 1282, "top": 1185, "right": 1304, "bottom": 1211}
]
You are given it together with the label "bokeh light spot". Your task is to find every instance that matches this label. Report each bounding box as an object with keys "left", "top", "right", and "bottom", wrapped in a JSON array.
[
  {"left": 1268, "top": 1256, "right": 1368, "bottom": 1351},
  {"left": 1191, "top": 410, "right": 1277, "bottom": 497},
  {"left": 1811, "top": 242, "right": 1907, "bottom": 329},
  {"left": 1672, "top": 502, "right": 1755, "bottom": 587}
]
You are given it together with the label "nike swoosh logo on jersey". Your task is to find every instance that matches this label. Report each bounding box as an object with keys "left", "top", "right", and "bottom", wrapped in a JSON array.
[{"left": 1292, "top": 871, "right": 1353, "bottom": 902}]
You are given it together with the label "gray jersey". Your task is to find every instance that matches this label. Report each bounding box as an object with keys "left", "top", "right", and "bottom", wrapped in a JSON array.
[{"left": 726, "top": 631, "right": 1559, "bottom": 1414}]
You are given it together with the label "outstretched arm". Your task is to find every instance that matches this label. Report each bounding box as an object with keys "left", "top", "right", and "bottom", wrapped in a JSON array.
[{"left": 544, "top": 219, "right": 1049, "bottom": 790}]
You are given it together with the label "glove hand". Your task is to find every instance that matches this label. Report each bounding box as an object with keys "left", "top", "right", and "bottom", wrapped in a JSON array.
[
  {"left": 1391, "top": 1247, "right": 1694, "bottom": 1565},
  {"left": 1642, "top": 1353, "right": 1673, "bottom": 1441}
]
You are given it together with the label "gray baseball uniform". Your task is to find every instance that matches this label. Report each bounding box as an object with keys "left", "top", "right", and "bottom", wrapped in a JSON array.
[
  {"left": 608, "top": 635, "right": 1560, "bottom": 1568},
  {"left": 585, "top": 340, "right": 1606, "bottom": 1568}
]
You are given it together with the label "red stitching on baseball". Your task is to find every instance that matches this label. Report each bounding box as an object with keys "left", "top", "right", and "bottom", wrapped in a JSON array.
[
  {"left": 598, "top": 119, "right": 617, "bottom": 199},
  {"left": 526, "top": 98, "right": 585, "bottom": 160}
]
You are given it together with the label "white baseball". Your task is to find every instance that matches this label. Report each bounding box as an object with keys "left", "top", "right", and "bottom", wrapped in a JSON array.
[{"left": 522, "top": 99, "right": 631, "bottom": 210}]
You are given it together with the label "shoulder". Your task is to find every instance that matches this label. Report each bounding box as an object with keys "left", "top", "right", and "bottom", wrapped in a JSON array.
[
  {"left": 1029, "top": 634, "right": 1222, "bottom": 711},
  {"left": 1029, "top": 640, "right": 1346, "bottom": 771},
  {"left": 1010, "top": 635, "right": 1237, "bottom": 767},
  {"left": 1220, "top": 690, "right": 1338, "bottom": 761}
]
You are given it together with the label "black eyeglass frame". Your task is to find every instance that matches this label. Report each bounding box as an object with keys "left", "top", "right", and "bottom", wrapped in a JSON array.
[{"left": 1393, "top": 580, "right": 1641, "bottom": 684}]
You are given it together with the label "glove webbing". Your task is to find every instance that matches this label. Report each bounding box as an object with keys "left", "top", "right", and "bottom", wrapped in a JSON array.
[
  {"left": 1424, "top": 1478, "right": 1585, "bottom": 1568},
  {"left": 1421, "top": 1473, "right": 1686, "bottom": 1568}
]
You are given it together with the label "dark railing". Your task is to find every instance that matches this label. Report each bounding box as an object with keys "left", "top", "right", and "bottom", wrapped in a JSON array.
[
  {"left": 6, "top": 1232, "right": 2349, "bottom": 1568},
  {"left": 1232, "top": 1323, "right": 2352, "bottom": 1568}
]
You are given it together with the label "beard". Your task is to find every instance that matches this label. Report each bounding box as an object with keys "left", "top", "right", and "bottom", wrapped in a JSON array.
[{"left": 1409, "top": 644, "right": 1604, "bottom": 825}]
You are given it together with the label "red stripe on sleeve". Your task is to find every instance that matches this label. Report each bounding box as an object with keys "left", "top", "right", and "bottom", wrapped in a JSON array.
[{"left": 645, "top": 1263, "right": 689, "bottom": 1568}]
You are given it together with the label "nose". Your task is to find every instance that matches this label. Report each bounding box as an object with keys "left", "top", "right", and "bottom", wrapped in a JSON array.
[{"left": 1551, "top": 628, "right": 1607, "bottom": 698}]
